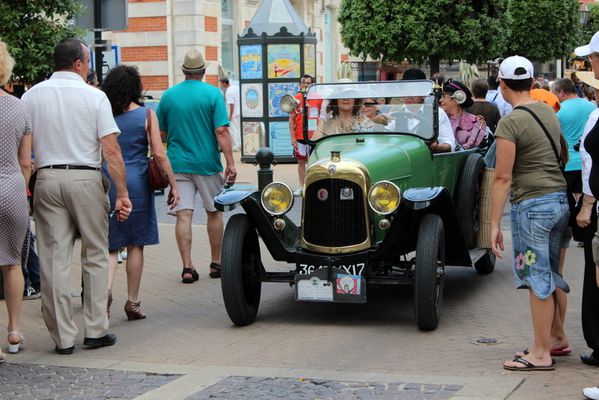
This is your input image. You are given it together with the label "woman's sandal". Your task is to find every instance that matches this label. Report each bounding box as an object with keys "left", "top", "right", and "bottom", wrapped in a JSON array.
[
  {"left": 7, "top": 331, "right": 23, "bottom": 354},
  {"left": 209, "top": 263, "right": 221, "bottom": 279},
  {"left": 124, "top": 300, "right": 146, "bottom": 321},
  {"left": 181, "top": 267, "right": 199, "bottom": 284},
  {"left": 503, "top": 357, "right": 555, "bottom": 371}
]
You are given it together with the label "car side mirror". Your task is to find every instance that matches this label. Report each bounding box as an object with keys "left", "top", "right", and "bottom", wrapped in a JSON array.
[{"left": 280, "top": 94, "right": 300, "bottom": 113}]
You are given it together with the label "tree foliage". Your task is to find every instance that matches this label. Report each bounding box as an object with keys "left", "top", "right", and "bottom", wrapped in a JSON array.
[
  {"left": 0, "top": 0, "right": 82, "bottom": 85},
  {"left": 582, "top": 4, "right": 599, "bottom": 45},
  {"left": 338, "top": 0, "right": 509, "bottom": 73},
  {"left": 506, "top": 0, "right": 580, "bottom": 62}
]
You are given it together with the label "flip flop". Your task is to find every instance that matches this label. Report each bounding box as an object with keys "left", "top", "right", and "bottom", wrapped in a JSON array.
[
  {"left": 516, "top": 346, "right": 572, "bottom": 357},
  {"left": 503, "top": 357, "right": 555, "bottom": 371}
]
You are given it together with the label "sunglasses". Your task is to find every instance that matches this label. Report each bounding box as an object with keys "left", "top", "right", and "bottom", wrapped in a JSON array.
[{"left": 363, "top": 102, "right": 378, "bottom": 107}]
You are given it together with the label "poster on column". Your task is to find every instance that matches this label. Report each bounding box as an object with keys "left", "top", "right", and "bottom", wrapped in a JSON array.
[
  {"left": 268, "top": 82, "right": 299, "bottom": 117},
  {"left": 243, "top": 122, "right": 264, "bottom": 156},
  {"left": 304, "top": 44, "right": 316, "bottom": 78},
  {"left": 269, "top": 121, "right": 293, "bottom": 156},
  {"left": 240, "top": 45, "right": 262, "bottom": 79},
  {"left": 267, "top": 44, "right": 300, "bottom": 79},
  {"left": 241, "top": 84, "right": 263, "bottom": 118}
]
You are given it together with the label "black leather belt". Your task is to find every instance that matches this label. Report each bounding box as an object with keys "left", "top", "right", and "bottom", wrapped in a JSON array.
[{"left": 40, "top": 164, "right": 100, "bottom": 171}]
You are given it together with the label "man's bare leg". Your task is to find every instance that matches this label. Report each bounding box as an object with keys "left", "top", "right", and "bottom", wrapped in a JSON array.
[{"left": 176, "top": 209, "right": 195, "bottom": 280}]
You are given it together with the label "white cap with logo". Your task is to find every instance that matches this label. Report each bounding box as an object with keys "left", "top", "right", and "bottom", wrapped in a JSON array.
[
  {"left": 498, "top": 55, "right": 534, "bottom": 80},
  {"left": 575, "top": 31, "right": 599, "bottom": 57}
]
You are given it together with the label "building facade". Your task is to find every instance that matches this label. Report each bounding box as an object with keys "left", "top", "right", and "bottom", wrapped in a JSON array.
[{"left": 105, "top": 0, "right": 349, "bottom": 98}]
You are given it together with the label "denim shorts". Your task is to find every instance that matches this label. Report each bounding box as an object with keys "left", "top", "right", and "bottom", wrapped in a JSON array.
[{"left": 510, "top": 192, "right": 570, "bottom": 299}]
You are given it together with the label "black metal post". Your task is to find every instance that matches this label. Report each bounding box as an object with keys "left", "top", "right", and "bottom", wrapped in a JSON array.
[
  {"left": 94, "top": 0, "right": 103, "bottom": 84},
  {"left": 255, "top": 148, "right": 274, "bottom": 191}
]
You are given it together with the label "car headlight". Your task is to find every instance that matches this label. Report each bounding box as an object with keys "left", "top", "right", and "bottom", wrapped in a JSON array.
[
  {"left": 368, "top": 181, "right": 401, "bottom": 215},
  {"left": 261, "top": 182, "right": 294, "bottom": 216}
]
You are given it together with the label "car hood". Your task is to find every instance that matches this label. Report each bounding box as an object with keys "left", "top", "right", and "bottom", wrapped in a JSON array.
[{"left": 308, "top": 133, "right": 432, "bottom": 185}]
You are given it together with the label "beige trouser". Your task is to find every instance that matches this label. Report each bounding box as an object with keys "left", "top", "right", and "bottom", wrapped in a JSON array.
[{"left": 33, "top": 168, "right": 110, "bottom": 348}]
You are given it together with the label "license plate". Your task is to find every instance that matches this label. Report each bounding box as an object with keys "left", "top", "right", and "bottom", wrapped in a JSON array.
[
  {"left": 296, "top": 253, "right": 367, "bottom": 277},
  {"left": 296, "top": 277, "right": 333, "bottom": 301}
]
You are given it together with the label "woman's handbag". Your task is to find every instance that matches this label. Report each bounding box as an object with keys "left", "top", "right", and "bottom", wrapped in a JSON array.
[{"left": 146, "top": 108, "right": 169, "bottom": 190}]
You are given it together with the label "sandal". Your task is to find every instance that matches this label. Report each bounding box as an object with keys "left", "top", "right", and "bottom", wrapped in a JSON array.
[
  {"left": 503, "top": 357, "right": 555, "bottom": 371},
  {"left": 124, "top": 300, "right": 146, "bottom": 320},
  {"left": 181, "top": 267, "right": 199, "bottom": 284},
  {"left": 7, "top": 331, "right": 23, "bottom": 354},
  {"left": 209, "top": 263, "right": 221, "bottom": 279},
  {"left": 0, "top": 350, "right": 5, "bottom": 363}
]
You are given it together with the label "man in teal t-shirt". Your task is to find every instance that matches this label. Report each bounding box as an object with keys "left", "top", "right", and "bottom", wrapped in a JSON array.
[{"left": 157, "top": 49, "right": 236, "bottom": 283}]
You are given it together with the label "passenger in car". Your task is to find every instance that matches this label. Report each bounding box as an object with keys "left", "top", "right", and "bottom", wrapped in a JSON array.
[
  {"left": 360, "top": 97, "right": 391, "bottom": 130},
  {"left": 400, "top": 68, "right": 455, "bottom": 153},
  {"left": 440, "top": 80, "right": 487, "bottom": 150},
  {"left": 316, "top": 97, "right": 374, "bottom": 137}
]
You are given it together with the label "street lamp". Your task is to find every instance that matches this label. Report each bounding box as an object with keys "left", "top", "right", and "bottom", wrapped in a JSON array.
[{"left": 580, "top": 3, "right": 589, "bottom": 27}]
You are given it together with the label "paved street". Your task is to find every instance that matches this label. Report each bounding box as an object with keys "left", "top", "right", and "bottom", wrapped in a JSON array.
[{"left": 0, "top": 153, "right": 595, "bottom": 399}]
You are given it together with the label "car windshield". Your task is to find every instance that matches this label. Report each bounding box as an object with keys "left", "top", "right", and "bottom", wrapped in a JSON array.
[{"left": 305, "top": 80, "right": 438, "bottom": 141}]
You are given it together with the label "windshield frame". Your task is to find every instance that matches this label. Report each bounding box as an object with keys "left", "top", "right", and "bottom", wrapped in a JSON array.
[{"left": 302, "top": 80, "right": 440, "bottom": 145}]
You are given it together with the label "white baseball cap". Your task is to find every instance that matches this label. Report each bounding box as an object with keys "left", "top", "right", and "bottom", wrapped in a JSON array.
[
  {"left": 575, "top": 31, "right": 599, "bottom": 56},
  {"left": 498, "top": 55, "right": 534, "bottom": 80}
]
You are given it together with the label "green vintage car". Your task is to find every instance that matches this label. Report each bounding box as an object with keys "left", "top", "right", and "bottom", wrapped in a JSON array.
[{"left": 215, "top": 80, "right": 494, "bottom": 331}]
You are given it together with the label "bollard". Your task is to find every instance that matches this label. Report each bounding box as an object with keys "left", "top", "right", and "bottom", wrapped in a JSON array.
[{"left": 255, "top": 147, "right": 275, "bottom": 191}]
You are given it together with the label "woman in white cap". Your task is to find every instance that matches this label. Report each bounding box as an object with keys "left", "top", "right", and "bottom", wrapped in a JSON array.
[
  {"left": 574, "top": 31, "right": 599, "bottom": 400},
  {"left": 491, "top": 55, "right": 569, "bottom": 372}
]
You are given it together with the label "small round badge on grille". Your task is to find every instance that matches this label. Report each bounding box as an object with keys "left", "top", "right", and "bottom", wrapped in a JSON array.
[
  {"left": 328, "top": 164, "right": 336, "bottom": 175},
  {"left": 317, "top": 188, "right": 329, "bottom": 201}
]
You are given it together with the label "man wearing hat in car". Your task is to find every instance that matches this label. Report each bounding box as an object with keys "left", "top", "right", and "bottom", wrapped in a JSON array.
[{"left": 157, "top": 49, "right": 237, "bottom": 283}]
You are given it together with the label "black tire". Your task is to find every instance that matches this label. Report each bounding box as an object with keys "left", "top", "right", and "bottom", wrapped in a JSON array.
[
  {"left": 456, "top": 153, "right": 485, "bottom": 248},
  {"left": 414, "top": 214, "right": 445, "bottom": 331},
  {"left": 474, "top": 250, "right": 496, "bottom": 275},
  {"left": 221, "top": 213, "right": 262, "bottom": 326}
]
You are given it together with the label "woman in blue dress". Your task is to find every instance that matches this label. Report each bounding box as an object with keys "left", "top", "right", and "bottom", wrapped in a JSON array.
[{"left": 102, "top": 65, "right": 179, "bottom": 320}]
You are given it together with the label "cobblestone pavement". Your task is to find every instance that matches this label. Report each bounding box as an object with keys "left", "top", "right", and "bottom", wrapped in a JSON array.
[
  {"left": 186, "top": 376, "right": 463, "bottom": 400},
  {"left": 0, "top": 364, "right": 179, "bottom": 399}
]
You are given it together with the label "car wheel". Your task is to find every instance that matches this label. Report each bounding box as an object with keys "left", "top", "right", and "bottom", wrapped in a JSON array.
[
  {"left": 221, "top": 213, "right": 262, "bottom": 326},
  {"left": 474, "top": 250, "right": 496, "bottom": 274},
  {"left": 414, "top": 214, "right": 445, "bottom": 331},
  {"left": 456, "top": 153, "right": 485, "bottom": 248}
]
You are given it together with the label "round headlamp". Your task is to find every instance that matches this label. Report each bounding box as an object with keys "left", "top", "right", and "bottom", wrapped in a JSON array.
[
  {"left": 368, "top": 181, "right": 401, "bottom": 215},
  {"left": 261, "top": 182, "right": 294, "bottom": 216}
]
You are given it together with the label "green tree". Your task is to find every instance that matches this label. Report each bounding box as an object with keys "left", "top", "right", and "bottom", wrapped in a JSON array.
[
  {"left": 507, "top": 0, "right": 580, "bottom": 62},
  {"left": 0, "top": 0, "right": 82, "bottom": 85},
  {"left": 582, "top": 4, "right": 599, "bottom": 45},
  {"left": 338, "top": 0, "right": 509, "bottom": 74}
]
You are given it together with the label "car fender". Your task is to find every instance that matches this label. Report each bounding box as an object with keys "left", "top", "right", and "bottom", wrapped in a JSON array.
[
  {"left": 214, "top": 188, "right": 255, "bottom": 212},
  {"left": 378, "top": 187, "right": 472, "bottom": 266}
]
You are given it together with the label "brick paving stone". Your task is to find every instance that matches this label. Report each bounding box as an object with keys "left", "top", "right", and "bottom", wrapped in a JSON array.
[
  {"left": 185, "top": 377, "right": 463, "bottom": 400},
  {"left": 0, "top": 364, "right": 180, "bottom": 400}
]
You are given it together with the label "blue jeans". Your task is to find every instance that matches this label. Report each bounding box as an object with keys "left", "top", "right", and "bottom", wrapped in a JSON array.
[{"left": 510, "top": 192, "right": 569, "bottom": 299}]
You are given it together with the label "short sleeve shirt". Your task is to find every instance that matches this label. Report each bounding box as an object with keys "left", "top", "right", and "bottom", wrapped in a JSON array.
[
  {"left": 557, "top": 97, "right": 597, "bottom": 172},
  {"left": 22, "top": 71, "right": 119, "bottom": 168},
  {"left": 494, "top": 102, "right": 566, "bottom": 204},
  {"left": 157, "top": 80, "right": 229, "bottom": 175},
  {"left": 225, "top": 84, "right": 240, "bottom": 118}
]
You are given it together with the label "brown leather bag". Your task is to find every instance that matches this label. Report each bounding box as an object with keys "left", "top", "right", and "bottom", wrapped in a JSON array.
[{"left": 146, "top": 108, "right": 169, "bottom": 190}]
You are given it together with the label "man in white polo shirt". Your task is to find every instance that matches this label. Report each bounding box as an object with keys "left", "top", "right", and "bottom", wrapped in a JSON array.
[{"left": 22, "top": 38, "right": 131, "bottom": 355}]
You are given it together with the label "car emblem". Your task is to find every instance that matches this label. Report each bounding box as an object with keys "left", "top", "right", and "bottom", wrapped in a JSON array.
[
  {"left": 328, "top": 164, "right": 336, "bottom": 175},
  {"left": 317, "top": 188, "right": 329, "bottom": 201},
  {"left": 340, "top": 187, "right": 354, "bottom": 200}
]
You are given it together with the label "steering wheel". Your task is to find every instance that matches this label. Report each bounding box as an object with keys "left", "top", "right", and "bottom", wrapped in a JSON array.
[{"left": 389, "top": 111, "right": 433, "bottom": 136}]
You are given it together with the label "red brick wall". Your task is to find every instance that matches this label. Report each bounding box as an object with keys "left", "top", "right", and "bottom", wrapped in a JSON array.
[
  {"left": 205, "top": 16, "right": 218, "bottom": 32},
  {"left": 121, "top": 46, "right": 168, "bottom": 62},
  {"left": 141, "top": 75, "right": 169, "bottom": 91},
  {"left": 205, "top": 74, "right": 219, "bottom": 87},
  {"left": 205, "top": 46, "right": 218, "bottom": 61},
  {"left": 122, "top": 17, "right": 166, "bottom": 32}
]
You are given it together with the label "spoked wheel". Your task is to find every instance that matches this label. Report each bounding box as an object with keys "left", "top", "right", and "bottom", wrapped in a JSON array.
[
  {"left": 221, "top": 213, "right": 262, "bottom": 326},
  {"left": 414, "top": 214, "right": 446, "bottom": 331}
]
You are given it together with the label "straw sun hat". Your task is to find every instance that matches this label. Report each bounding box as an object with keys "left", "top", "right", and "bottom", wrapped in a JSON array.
[{"left": 577, "top": 71, "right": 599, "bottom": 90}]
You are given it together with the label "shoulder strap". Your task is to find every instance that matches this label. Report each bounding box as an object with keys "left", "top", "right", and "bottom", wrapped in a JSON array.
[
  {"left": 492, "top": 93, "right": 499, "bottom": 102},
  {"left": 146, "top": 107, "right": 153, "bottom": 152},
  {"left": 514, "top": 105, "right": 563, "bottom": 170}
]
